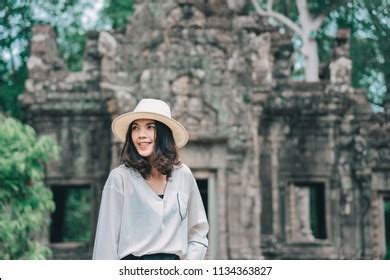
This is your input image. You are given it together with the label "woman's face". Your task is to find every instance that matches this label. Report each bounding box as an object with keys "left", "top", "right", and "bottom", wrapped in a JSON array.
[{"left": 131, "top": 119, "right": 156, "bottom": 157}]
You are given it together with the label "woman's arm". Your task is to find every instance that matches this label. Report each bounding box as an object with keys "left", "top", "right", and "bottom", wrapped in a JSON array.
[{"left": 186, "top": 173, "right": 209, "bottom": 260}]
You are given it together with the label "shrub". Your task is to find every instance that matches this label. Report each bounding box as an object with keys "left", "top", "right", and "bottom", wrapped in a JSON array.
[{"left": 0, "top": 115, "right": 60, "bottom": 259}]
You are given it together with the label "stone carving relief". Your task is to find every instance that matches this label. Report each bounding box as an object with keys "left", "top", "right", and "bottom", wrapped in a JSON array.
[
  {"left": 249, "top": 32, "right": 272, "bottom": 87},
  {"left": 330, "top": 56, "right": 352, "bottom": 86},
  {"left": 226, "top": 0, "right": 247, "bottom": 13},
  {"left": 98, "top": 31, "right": 117, "bottom": 58},
  {"left": 166, "top": 4, "right": 206, "bottom": 28},
  {"left": 98, "top": 31, "right": 118, "bottom": 83},
  {"left": 164, "top": 4, "right": 206, "bottom": 43},
  {"left": 338, "top": 153, "right": 353, "bottom": 215},
  {"left": 27, "top": 26, "right": 66, "bottom": 81},
  {"left": 170, "top": 75, "right": 217, "bottom": 132},
  {"left": 288, "top": 183, "right": 315, "bottom": 242}
]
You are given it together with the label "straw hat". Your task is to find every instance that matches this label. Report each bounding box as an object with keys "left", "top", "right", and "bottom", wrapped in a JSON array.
[{"left": 111, "top": 98, "right": 189, "bottom": 148}]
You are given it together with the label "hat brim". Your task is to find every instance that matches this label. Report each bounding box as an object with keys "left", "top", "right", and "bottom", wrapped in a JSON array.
[{"left": 111, "top": 112, "right": 189, "bottom": 148}]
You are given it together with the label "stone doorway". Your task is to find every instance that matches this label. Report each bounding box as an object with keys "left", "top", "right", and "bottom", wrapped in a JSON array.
[
  {"left": 384, "top": 197, "right": 390, "bottom": 259},
  {"left": 193, "top": 170, "right": 218, "bottom": 259},
  {"left": 49, "top": 184, "right": 93, "bottom": 259},
  {"left": 287, "top": 182, "right": 327, "bottom": 243},
  {"left": 50, "top": 185, "right": 92, "bottom": 245},
  {"left": 196, "top": 179, "right": 209, "bottom": 218}
]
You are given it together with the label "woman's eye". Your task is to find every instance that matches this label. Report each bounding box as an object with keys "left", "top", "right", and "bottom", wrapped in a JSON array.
[
  {"left": 148, "top": 125, "right": 155, "bottom": 129},
  {"left": 132, "top": 126, "right": 138, "bottom": 130}
]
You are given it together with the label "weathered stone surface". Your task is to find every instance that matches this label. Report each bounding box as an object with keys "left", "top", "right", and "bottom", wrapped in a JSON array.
[{"left": 330, "top": 56, "right": 352, "bottom": 86}]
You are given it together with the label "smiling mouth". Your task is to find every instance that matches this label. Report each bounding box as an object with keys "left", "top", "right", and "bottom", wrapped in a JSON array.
[{"left": 138, "top": 142, "right": 152, "bottom": 149}]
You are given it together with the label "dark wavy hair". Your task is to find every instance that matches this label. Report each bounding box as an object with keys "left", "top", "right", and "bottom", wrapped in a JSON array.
[{"left": 120, "top": 120, "right": 181, "bottom": 179}]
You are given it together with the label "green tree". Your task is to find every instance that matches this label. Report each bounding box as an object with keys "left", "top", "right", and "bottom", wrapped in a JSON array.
[
  {"left": 0, "top": 0, "right": 32, "bottom": 118},
  {"left": 350, "top": 0, "right": 389, "bottom": 106},
  {"left": 63, "top": 188, "right": 91, "bottom": 242},
  {"left": 0, "top": 115, "right": 60, "bottom": 259},
  {"left": 100, "top": 0, "right": 135, "bottom": 29},
  {"left": 0, "top": 0, "right": 92, "bottom": 118},
  {"left": 317, "top": 0, "right": 389, "bottom": 107}
]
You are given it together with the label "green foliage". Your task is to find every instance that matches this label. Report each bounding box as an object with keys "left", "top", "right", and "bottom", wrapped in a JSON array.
[
  {"left": 0, "top": 115, "right": 60, "bottom": 259},
  {"left": 357, "top": 0, "right": 389, "bottom": 105},
  {"left": 0, "top": 65, "right": 28, "bottom": 119},
  {"left": 100, "top": 0, "right": 135, "bottom": 29},
  {"left": 330, "top": 0, "right": 389, "bottom": 106},
  {"left": 0, "top": 0, "right": 33, "bottom": 118},
  {"left": 307, "top": 0, "right": 349, "bottom": 17},
  {"left": 63, "top": 188, "right": 91, "bottom": 242},
  {"left": 59, "top": 31, "right": 86, "bottom": 72}
]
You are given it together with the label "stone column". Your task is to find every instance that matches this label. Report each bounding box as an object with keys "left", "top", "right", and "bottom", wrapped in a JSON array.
[
  {"left": 329, "top": 29, "right": 352, "bottom": 91},
  {"left": 295, "top": 187, "right": 315, "bottom": 241}
]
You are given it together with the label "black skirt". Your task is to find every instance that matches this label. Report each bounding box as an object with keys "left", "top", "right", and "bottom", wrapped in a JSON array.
[{"left": 121, "top": 253, "right": 180, "bottom": 260}]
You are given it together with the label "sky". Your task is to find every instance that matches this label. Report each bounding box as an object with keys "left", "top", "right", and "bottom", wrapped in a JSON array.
[{"left": 81, "top": 0, "right": 104, "bottom": 30}]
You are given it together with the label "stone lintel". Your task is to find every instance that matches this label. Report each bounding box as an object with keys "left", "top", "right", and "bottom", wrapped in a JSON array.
[
  {"left": 189, "top": 132, "right": 228, "bottom": 143},
  {"left": 287, "top": 81, "right": 326, "bottom": 91}
]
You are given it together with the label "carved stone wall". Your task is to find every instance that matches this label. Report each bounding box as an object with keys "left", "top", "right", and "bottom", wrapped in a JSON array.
[
  {"left": 20, "top": 26, "right": 112, "bottom": 259},
  {"left": 258, "top": 29, "right": 390, "bottom": 259}
]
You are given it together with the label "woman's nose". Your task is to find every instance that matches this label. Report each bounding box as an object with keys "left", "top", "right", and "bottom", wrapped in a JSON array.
[{"left": 138, "top": 128, "right": 147, "bottom": 138}]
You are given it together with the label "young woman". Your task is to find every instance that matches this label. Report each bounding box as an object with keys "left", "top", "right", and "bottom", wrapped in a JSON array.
[{"left": 92, "top": 98, "right": 209, "bottom": 260}]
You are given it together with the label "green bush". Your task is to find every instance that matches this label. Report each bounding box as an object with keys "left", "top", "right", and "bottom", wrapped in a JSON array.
[
  {"left": 0, "top": 115, "right": 60, "bottom": 259},
  {"left": 63, "top": 187, "right": 91, "bottom": 242}
]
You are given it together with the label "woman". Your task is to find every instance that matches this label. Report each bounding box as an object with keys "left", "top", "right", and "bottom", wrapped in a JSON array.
[{"left": 92, "top": 98, "right": 209, "bottom": 260}]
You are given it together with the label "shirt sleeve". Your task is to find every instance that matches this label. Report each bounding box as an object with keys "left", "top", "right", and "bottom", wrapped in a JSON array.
[
  {"left": 186, "top": 172, "right": 209, "bottom": 260},
  {"left": 92, "top": 171, "right": 124, "bottom": 260}
]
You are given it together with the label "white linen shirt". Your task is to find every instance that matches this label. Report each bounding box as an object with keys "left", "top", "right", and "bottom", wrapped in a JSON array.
[{"left": 92, "top": 163, "right": 209, "bottom": 260}]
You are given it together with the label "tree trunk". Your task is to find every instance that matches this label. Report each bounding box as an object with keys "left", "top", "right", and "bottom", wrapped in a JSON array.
[
  {"left": 251, "top": 0, "right": 324, "bottom": 82},
  {"left": 301, "top": 36, "right": 320, "bottom": 82},
  {"left": 297, "top": 0, "right": 321, "bottom": 82}
]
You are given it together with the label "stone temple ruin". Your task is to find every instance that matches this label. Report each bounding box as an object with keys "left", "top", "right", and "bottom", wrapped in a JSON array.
[{"left": 20, "top": 0, "right": 390, "bottom": 259}]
